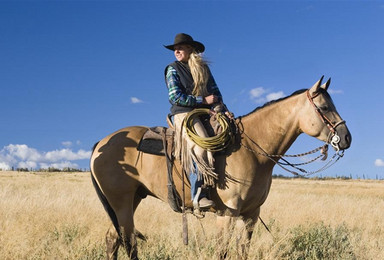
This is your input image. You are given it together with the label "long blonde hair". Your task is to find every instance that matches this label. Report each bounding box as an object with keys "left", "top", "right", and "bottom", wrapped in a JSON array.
[{"left": 188, "top": 51, "right": 209, "bottom": 97}]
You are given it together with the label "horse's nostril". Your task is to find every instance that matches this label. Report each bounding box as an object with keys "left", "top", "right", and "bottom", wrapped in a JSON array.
[
  {"left": 345, "top": 134, "right": 352, "bottom": 145},
  {"left": 341, "top": 134, "right": 352, "bottom": 150}
]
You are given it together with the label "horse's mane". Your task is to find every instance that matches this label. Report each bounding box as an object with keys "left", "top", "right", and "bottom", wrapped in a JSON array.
[{"left": 241, "top": 88, "right": 307, "bottom": 118}]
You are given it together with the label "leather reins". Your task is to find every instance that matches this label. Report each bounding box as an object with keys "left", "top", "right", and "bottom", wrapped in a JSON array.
[{"left": 238, "top": 90, "right": 346, "bottom": 177}]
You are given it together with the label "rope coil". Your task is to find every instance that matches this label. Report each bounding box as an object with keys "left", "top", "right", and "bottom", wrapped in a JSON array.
[{"left": 183, "top": 108, "right": 233, "bottom": 152}]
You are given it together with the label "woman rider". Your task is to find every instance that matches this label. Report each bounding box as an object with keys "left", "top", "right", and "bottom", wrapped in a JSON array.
[{"left": 164, "top": 33, "right": 229, "bottom": 209}]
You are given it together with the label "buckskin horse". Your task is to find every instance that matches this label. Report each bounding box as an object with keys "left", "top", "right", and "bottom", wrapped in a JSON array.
[{"left": 90, "top": 77, "right": 351, "bottom": 259}]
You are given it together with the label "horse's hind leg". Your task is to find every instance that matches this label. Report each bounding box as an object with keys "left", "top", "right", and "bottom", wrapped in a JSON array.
[
  {"left": 132, "top": 192, "right": 147, "bottom": 241},
  {"left": 113, "top": 192, "right": 140, "bottom": 260},
  {"left": 106, "top": 225, "right": 120, "bottom": 260},
  {"left": 105, "top": 191, "right": 144, "bottom": 260}
]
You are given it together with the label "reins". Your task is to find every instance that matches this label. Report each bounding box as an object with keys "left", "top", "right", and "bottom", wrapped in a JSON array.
[
  {"left": 236, "top": 89, "right": 346, "bottom": 177},
  {"left": 182, "top": 89, "right": 346, "bottom": 178},
  {"left": 240, "top": 130, "right": 344, "bottom": 177}
]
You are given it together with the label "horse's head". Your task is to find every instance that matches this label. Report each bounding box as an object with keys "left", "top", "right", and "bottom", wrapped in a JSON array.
[{"left": 299, "top": 76, "right": 352, "bottom": 151}]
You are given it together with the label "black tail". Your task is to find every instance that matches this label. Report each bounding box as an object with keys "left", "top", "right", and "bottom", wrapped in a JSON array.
[
  {"left": 91, "top": 173, "right": 121, "bottom": 235},
  {"left": 90, "top": 142, "right": 121, "bottom": 238}
]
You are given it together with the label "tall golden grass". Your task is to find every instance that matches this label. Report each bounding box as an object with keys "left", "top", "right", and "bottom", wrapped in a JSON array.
[{"left": 0, "top": 171, "right": 383, "bottom": 259}]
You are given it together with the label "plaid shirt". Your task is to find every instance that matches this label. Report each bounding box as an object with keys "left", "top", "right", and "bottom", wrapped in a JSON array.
[{"left": 165, "top": 65, "right": 222, "bottom": 107}]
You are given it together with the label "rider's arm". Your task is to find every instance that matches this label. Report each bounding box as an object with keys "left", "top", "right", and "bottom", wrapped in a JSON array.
[{"left": 166, "top": 66, "right": 203, "bottom": 107}]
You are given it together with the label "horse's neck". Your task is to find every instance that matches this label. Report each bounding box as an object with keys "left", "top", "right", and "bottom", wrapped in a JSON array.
[{"left": 241, "top": 95, "right": 302, "bottom": 156}]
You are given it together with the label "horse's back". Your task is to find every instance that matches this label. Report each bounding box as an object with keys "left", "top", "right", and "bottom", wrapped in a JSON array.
[{"left": 94, "top": 125, "right": 148, "bottom": 149}]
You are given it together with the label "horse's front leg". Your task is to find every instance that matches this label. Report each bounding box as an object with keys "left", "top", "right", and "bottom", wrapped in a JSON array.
[
  {"left": 235, "top": 208, "right": 260, "bottom": 259},
  {"left": 216, "top": 208, "right": 260, "bottom": 260},
  {"left": 216, "top": 215, "right": 236, "bottom": 259}
]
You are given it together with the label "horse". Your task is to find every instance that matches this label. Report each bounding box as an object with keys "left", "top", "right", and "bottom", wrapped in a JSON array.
[{"left": 90, "top": 76, "right": 351, "bottom": 259}]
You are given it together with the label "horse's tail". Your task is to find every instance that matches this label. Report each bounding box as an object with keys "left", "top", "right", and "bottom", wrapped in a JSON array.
[{"left": 90, "top": 142, "right": 121, "bottom": 237}]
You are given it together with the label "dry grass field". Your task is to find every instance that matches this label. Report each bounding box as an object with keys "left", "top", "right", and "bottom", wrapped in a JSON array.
[{"left": 0, "top": 171, "right": 383, "bottom": 259}]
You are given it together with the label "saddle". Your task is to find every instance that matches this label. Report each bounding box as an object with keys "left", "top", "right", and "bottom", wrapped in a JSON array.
[
  {"left": 137, "top": 126, "right": 174, "bottom": 156},
  {"left": 137, "top": 125, "right": 183, "bottom": 213},
  {"left": 136, "top": 114, "right": 238, "bottom": 213}
]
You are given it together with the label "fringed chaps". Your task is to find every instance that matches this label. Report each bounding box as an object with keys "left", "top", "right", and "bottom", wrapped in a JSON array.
[{"left": 173, "top": 113, "right": 217, "bottom": 187}]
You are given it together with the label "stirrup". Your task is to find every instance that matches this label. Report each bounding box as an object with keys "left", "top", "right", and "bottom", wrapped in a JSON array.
[{"left": 193, "top": 208, "right": 205, "bottom": 219}]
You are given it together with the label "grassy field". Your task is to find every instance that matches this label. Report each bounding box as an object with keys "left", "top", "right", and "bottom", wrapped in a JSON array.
[{"left": 0, "top": 171, "right": 383, "bottom": 259}]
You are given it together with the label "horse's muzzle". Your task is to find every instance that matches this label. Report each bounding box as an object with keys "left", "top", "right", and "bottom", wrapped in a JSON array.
[{"left": 337, "top": 128, "right": 352, "bottom": 151}]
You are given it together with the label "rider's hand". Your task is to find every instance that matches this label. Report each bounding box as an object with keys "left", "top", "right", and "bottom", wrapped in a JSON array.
[
  {"left": 203, "top": 95, "right": 218, "bottom": 105},
  {"left": 225, "top": 111, "right": 234, "bottom": 120}
]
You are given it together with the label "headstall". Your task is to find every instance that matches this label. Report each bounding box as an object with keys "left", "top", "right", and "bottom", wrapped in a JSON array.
[
  {"left": 238, "top": 90, "right": 347, "bottom": 177},
  {"left": 306, "top": 90, "right": 346, "bottom": 152}
]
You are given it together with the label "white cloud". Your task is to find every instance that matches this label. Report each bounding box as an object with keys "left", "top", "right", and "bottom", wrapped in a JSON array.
[
  {"left": 0, "top": 162, "right": 11, "bottom": 170},
  {"left": 62, "top": 140, "right": 82, "bottom": 147},
  {"left": 131, "top": 97, "right": 143, "bottom": 104},
  {"left": 17, "top": 161, "right": 38, "bottom": 169},
  {"left": 266, "top": 91, "right": 285, "bottom": 101},
  {"left": 0, "top": 144, "right": 91, "bottom": 170},
  {"left": 328, "top": 89, "right": 343, "bottom": 94},
  {"left": 249, "top": 87, "right": 266, "bottom": 99},
  {"left": 45, "top": 149, "right": 91, "bottom": 161},
  {"left": 62, "top": 141, "right": 72, "bottom": 147},
  {"left": 4, "top": 144, "right": 42, "bottom": 161},
  {"left": 40, "top": 161, "right": 79, "bottom": 169},
  {"left": 374, "top": 159, "right": 384, "bottom": 167},
  {"left": 248, "top": 87, "right": 285, "bottom": 104}
]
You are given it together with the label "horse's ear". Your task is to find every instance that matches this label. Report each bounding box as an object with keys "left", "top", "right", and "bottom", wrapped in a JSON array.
[
  {"left": 309, "top": 75, "right": 324, "bottom": 96},
  {"left": 320, "top": 77, "right": 331, "bottom": 91}
]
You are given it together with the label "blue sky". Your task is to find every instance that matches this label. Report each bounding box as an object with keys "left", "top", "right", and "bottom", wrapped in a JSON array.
[{"left": 1, "top": 1, "right": 383, "bottom": 179}]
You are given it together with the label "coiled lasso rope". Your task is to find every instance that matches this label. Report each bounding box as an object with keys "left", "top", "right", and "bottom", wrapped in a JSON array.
[{"left": 183, "top": 108, "right": 233, "bottom": 152}]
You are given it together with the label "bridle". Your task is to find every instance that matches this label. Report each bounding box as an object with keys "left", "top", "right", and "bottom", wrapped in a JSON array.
[
  {"left": 306, "top": 90, "right": 346, "bottom": 152},
  {"left": 237, "top": 89, "right": 347, "bottom": 177}
]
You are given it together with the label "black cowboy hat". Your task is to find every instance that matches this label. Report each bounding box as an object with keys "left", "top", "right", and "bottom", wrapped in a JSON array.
[{"left": 164, "top": 33, "right": 205, "bottom": 53}]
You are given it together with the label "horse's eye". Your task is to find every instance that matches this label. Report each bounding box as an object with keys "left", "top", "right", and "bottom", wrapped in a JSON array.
[{"left": 320, "top": 106, "right": 329, "bottom": 112}]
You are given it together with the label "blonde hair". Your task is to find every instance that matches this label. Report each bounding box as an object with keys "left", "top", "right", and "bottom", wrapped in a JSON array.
[{"left": 188, "top": 51, "right": 209, "bottom": 97}]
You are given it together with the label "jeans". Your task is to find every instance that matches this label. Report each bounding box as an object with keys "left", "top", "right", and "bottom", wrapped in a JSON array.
[{"left": 190, "top": 163, "right": 203, "bottom": 200}]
